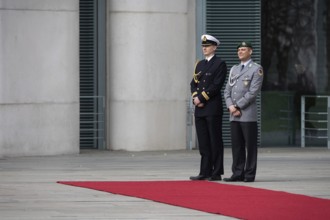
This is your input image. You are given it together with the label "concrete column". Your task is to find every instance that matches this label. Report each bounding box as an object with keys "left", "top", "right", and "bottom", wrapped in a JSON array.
[
  {"left": 106, "top": 0, "right": 196, "bottom": 151},
  {"left": 0, "top": 0, "right": 79, "bottom": 157}
]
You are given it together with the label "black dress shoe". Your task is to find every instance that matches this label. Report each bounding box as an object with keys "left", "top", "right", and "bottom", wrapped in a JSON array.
[
  {"left": 208, "top": 176, "right": 222, "bottom": 181},
  {"left": 223, "top": 176, "right": 244, "bottom": 182},
  {"left": 244, "top": 178, "right": 255, "bottom": 182},
  {"left": 189, "top": 175, "right": 209, "bottom": 180}
]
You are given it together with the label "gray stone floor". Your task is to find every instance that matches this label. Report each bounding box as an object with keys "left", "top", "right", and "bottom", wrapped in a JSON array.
[{"left": 0, "top": 147, "right": 330, "bottom": 219}]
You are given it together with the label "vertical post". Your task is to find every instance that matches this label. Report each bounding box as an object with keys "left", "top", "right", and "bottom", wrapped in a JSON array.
[
  {"left": 186, "top": 99, "right": 193, "bottom": 150},
  {"left": 327, "top": 97, "right": 330, "bottom": 149},
  {"left": 291, "top": 94, "right": 296, "bottom": 145},
  {"left": 196, "top": 0, "right": 206, "bottom": 60},
  {"left": 301, "top": 96, "right": 305, "bottom": 148},
  {"left": 97, "top": 0, "right": 106, "bottom": 150}
]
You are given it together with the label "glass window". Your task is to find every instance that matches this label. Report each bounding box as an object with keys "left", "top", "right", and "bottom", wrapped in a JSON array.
[{"left": 261, "top": 0, "right": 330, "bottom": 146}]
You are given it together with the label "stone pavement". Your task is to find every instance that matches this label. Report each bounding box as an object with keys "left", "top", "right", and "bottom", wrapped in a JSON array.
[{"left": 0, "top": 147, "right": 330, "bottom": 220}]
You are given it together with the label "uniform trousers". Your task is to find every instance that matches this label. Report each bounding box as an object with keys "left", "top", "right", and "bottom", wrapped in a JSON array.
[
  {"left": 195, "top": 115, "right": 224, "bottom": 177},
  {"left": 230, "top": 121, "right": 258, "bottom": 179}
]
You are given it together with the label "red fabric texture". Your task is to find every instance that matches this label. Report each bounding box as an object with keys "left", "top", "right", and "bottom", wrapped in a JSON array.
[{"left": 58, "top": 180, "right": 330, "bottom": 220}]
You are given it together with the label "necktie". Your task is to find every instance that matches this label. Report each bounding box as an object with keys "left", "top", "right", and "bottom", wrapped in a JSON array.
[
  {"left": 241, "top": 65, "right": 244, "bottom": 71},
  {"left": 205, "top": 59, "right": 208, "bottom": 64}
]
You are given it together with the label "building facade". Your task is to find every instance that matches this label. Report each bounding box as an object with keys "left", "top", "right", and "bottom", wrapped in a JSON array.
[
  {"left": 0, "top": 0, "right": 329, "bottom": 157},
  {"left": 0, "top": 0, "right": 79, "bottom": 157}
]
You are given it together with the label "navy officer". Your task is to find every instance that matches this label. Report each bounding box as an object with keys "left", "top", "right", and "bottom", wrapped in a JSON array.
[
  {"left": 223, "top": 41, "right": 264, "bottom": 182},
  {"left": 189, "top": 34, "right": 227, "bottom": 181}
]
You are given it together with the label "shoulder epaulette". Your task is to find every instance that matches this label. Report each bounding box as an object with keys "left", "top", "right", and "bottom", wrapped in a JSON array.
[{"left": 252, "top": 62, "right": 261, "bottom": 67}]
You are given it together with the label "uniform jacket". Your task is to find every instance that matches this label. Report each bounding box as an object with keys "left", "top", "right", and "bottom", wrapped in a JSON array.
[
  {"left": 224, "top": 60, "right": 264, "bottom": 122},
  {"left": 190, "top": 55, "right": 227, "bottom": 117}
]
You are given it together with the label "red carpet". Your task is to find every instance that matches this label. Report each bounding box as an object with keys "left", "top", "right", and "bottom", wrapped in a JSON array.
[{"left": 58, "top": 180, "right": 330, "bottom": 220}]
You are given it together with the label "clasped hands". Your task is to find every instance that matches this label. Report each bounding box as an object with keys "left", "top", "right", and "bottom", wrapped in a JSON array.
[
  {"left": 193, "top": 97, "right": 204, "bottom": 108},
  {"left": 229, "top": 105, "right": 241, "bottom": 117}
]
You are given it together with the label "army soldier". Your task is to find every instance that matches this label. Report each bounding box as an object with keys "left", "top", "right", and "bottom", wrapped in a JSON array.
[
  {"left": 223, "top": 41, "right": 264, "bottom": 182},
  {"left": 189, "top": 34, "right": 227, "bottom": 181}
]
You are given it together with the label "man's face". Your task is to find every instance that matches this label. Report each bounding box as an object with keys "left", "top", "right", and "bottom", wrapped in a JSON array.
[
  {"left": 237, "top": 47, "right": 252, "bottom": 62},
  {"left": 202, "top": 45, "right": 217, "bottom": 57}
]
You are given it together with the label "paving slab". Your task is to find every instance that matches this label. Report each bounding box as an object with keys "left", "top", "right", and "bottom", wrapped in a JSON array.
[{"left": 0, "top": 147, "right": 329, "bottom": 219}]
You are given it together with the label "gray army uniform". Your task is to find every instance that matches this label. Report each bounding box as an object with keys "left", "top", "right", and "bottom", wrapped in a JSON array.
[
  {"left": 223, "top": 59, "right": 264, "bottom": 181},
  {"left": 224, "top": 60, "right": 263, "bottom": 121}
]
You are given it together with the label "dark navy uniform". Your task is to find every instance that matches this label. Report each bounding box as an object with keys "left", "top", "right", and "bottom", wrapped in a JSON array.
[{"left": 190, "top": 53, "right": 227, "bottom": 179}]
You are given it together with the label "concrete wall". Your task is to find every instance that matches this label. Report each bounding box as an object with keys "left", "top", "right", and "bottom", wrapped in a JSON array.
[
  {"left": 0, "top": 0, "right": 79, "bottom": 157},
  {"left": 106, "top": 0, "right": 196, "bottom": 151}
]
